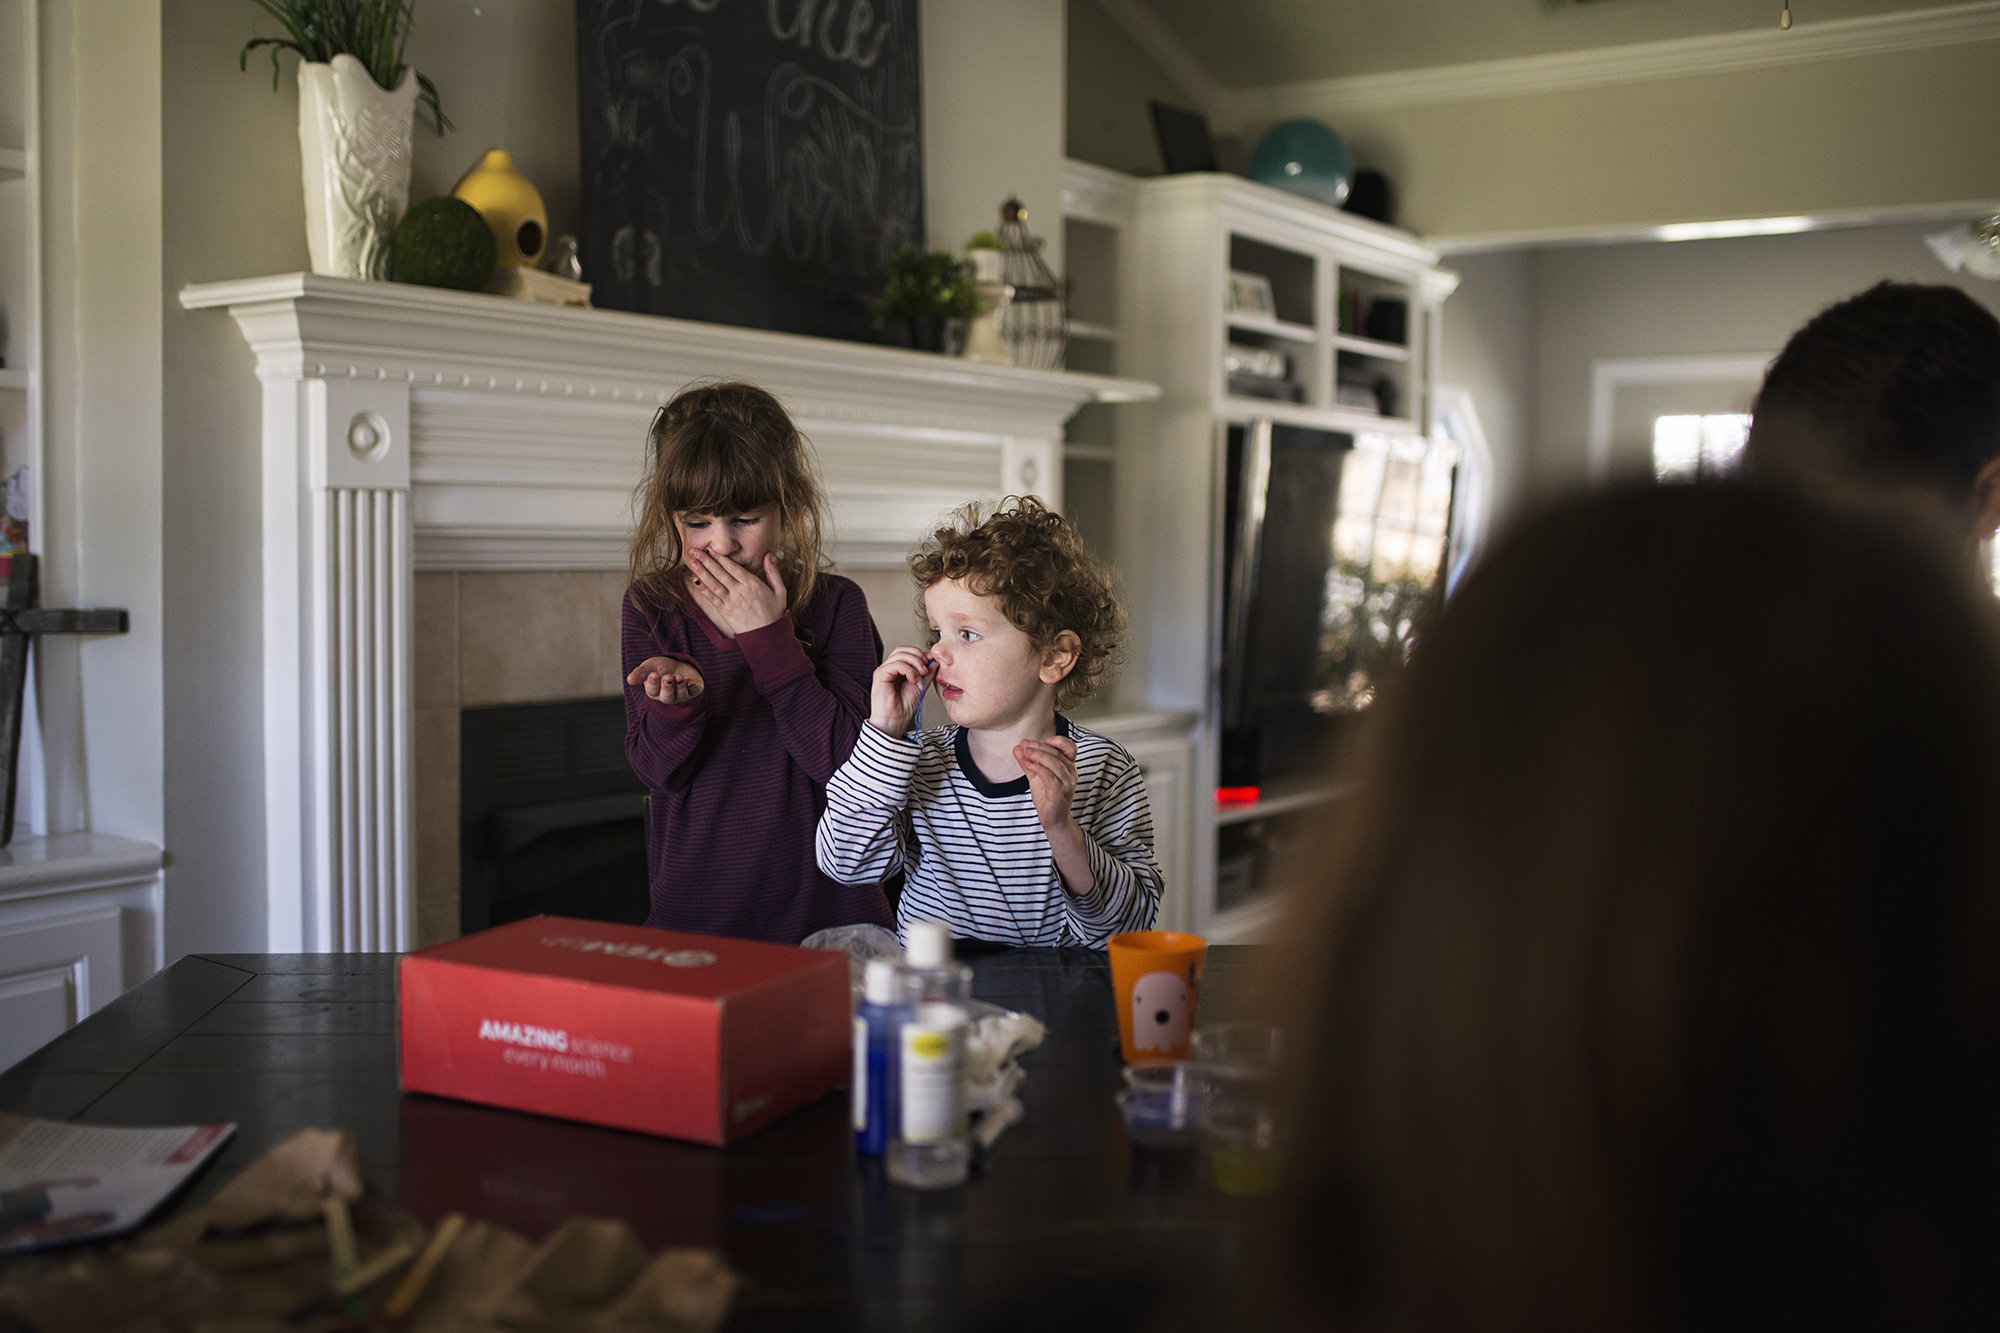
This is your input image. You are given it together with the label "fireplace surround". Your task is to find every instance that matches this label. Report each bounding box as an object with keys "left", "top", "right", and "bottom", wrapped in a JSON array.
[{"left": 181, "top": 274, "right": 1156, "bottom": 952}]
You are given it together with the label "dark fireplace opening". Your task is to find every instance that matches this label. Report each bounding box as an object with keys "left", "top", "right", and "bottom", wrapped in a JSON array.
[{"left": 460, "top": 697, "right": 650, "bottom": 932}]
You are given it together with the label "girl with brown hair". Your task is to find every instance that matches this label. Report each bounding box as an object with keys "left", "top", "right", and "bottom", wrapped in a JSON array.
[{"left": 622, "top": 381, "right": 893, "bottom": 942}]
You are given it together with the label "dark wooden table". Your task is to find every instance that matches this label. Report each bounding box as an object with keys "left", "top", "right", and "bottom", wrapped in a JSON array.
[{"left": 0, "top": 946, "right": 1274, "bottom": 1331}]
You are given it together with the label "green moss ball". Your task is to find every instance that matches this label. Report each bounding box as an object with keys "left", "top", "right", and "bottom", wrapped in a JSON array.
[{"left": 392, "top": 197, "right": 498, "bottom": 292}]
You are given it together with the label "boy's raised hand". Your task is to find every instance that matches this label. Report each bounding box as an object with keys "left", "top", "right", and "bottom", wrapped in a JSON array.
[
  {"left": 869, "top": 646, "right": 935, "bottom": 737},
  {"left": 1016, "top": 734, "right": 1080, "bottom": 833},
  {"left": 688, "top": 549, "right": 788, "bottom": 637},
  {"left": 628, "top": 656, "right": 705, "bottom": 705}
]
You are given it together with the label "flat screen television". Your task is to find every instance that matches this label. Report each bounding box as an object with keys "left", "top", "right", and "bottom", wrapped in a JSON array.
[{"left": 1218, "top": 420, "right": 1461, "bottom": 788}]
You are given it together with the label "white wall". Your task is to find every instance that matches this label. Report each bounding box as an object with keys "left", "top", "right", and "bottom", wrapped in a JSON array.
[
  {"left": 1431, "top": 220, "right": 2000, "bottom": 544},
  {"left": 1438, "top": 250, "right": 1535, "bottom": 532},
  {"left": 1065, "top": 2, "right": 2000, "bottom": 246},
  {"left": 1527, "top": 221, "right": 2000, "bottom": 501},
  {"left": 1307, "top": 39, "right": 2000, "bottom": 243},
  {"left": 925, "top": 0, "right": 1067, "bottom": 272},
  {"left": 36, "top": 0, "right": 165, "bottom": 859},
  {"left": 1066, "top": 0, "right": 1184, "bottom": 180}
]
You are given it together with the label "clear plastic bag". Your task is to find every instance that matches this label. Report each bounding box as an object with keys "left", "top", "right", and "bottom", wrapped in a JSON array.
[{"left": 800, "top": 923, "right": 905, "bottom": 1002}]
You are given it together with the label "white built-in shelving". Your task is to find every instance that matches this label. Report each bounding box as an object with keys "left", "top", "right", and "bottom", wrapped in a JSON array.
[
  {"left": 1225, "top": 312, "right": 1316, "bottom": 344},
  {"left": 1333, "top": 332, "right": 1411, "bottom": 361},
  {"left": 1082, "top": 167, "right": 1457, "bottom": 940},
  {"left": 1056, "top": 161, "right": 1201, "bottom": 933}
]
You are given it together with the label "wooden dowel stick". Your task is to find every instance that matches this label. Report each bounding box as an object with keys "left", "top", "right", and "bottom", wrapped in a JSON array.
[
  {"left": 334, "top": 1239, "right": 417, "bottom": 1296},
  {"left": 383, "top": 1212, "right": 466, "bottom": 1320},
  {"left": 321, "top": 1196, "right": 358, "bottom": 1280}
]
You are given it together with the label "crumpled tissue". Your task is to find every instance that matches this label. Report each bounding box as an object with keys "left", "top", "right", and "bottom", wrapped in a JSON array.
[{"left": 0, "top": 1127, "right": 737, "bottom": 1333}]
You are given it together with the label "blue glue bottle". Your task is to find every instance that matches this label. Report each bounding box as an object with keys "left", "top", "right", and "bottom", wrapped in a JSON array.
[{"left": 852, "top": 958, "right": 900, "bottom": 1157}]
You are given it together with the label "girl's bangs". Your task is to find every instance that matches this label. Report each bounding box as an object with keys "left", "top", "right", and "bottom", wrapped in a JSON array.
[{"left": 661, "top": 425, "right": 787, "bottom": 517}]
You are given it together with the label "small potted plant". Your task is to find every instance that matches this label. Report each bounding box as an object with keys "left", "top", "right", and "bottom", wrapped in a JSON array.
[
  {"left": 240, "top": 0, "right": 452, "bottom": 280},
  {"left": 964, "top": 230, "right": 1003, "bottom": 281},
  {"left": 872, "top": 246, "right": 983, "bottom": 355},
  {"left": 960, "top": 231, "right": 1011, "bottom": 364}
]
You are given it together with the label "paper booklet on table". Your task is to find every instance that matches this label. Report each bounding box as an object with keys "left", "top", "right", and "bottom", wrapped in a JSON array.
[{"left": 0, "top": 1113, "right": 235, "bottom": 1254}]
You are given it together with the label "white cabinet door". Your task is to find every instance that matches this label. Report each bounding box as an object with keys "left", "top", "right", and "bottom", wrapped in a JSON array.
[
  {"left": 1126, "top": 738, "right": 1192, "bottom": 933},
  {"left": 0, "top": 909, "right": 127, "bottom": 1072}
]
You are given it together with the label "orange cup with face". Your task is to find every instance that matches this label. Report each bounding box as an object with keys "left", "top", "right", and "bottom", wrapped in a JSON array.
[{"left": 1108, "top": 931, "right": 1207, "bottom": 1063}]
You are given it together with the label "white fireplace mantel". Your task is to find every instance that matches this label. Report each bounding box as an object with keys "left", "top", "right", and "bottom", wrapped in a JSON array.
[{"left": 180, "top": 273, "right": 1158, "bottom": 952}]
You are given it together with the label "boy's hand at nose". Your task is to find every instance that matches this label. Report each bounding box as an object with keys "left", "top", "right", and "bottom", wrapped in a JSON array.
[
  {"left": 688, "top": 548, "right": 788, "bottom": 637},
  {"left": 628, "top": 656, "right": 705, "bottom": 704},
  {"left": 869, "top": 646, "right": 935, "bottom": 737}
]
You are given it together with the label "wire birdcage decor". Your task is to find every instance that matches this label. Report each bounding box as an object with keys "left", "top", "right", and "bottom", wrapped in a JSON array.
[{"left": 995, "top": 198, "right": 1066, "bottom": 371}]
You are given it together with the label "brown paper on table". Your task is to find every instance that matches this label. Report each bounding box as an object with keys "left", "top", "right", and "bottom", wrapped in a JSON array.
[{"left": 0, "top": 1128, "right": 737, "bottom": 1333}]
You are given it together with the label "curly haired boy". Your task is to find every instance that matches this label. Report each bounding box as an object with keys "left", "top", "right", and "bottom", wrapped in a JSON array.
[{"left": 816, "top": 497, "right": 1163, "bottom": 946}]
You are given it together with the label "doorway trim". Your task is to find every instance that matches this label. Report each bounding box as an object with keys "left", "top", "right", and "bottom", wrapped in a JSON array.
[{"left": 1587, "top": 353, "right": 1773, "bottom": 484}]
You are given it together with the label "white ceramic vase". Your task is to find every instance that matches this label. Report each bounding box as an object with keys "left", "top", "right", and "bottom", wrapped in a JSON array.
[{"left": 297, "top": 54, "right": 418, "bottom": 280}]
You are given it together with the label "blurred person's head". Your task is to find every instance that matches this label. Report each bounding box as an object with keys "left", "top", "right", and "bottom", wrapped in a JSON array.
[
  {"left": 1745, "top": 281, "right": 2000, "bottom": 542},
  {"left": 1275, "top": 483, "right": 2000, "bottom": 1331}
]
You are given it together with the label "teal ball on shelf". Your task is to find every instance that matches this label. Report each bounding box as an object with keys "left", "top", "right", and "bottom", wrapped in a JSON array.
[{"left": 1248, "top": 119, "right": 1353, "bottom": 209}]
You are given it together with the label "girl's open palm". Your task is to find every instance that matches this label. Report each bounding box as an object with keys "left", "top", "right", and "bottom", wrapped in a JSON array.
[
  {"left": 688, "top": 549, "right": 788, "bottom": 638},
  {"left": 628, "top": 656, "right": 705, "bottom": 705},
  {"left": 869, "top": 646, "right": 935, "bottom": 737}
]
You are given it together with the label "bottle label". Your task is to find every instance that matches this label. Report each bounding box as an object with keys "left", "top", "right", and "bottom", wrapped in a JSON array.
[
  {"left": 852, "top": 1016, "right": 868, "bottom": 1131},
  {"left": 899, "top": 1013, "right": 967, "bottom": 1144}
]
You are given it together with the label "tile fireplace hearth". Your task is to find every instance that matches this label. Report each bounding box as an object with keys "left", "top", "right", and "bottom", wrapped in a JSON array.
[{"left": 182, "top": 274, "right": 1156, "bottom": 952}]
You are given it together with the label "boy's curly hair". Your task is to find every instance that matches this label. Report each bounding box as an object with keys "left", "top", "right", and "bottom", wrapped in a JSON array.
[{"left": 910, "top": 496, "right": 1125, "bottom": 709}]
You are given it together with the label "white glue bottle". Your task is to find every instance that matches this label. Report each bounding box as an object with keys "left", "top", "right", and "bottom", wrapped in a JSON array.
[
  {"left": 852, "top": 958, "right": 899, "bottom": 1157},
  {"left": 888, "top": 921, "right": 973, "bottom": 1189}
]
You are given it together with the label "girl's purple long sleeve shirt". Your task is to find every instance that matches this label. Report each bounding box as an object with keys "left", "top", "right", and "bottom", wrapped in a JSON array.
[{"left": 623, "top": 571, "right": 894, "bottom": 943}]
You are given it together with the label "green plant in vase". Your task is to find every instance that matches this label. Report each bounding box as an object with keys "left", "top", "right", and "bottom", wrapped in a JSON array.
[
  {"left": 239, "top": 0, "right": 452, "bottom": 279},
  {"left": 240, "top": 0, "right": 451, "bottom": 134},
  {"left": 872, "top": 246, "right": 983, "bottom": 354}
]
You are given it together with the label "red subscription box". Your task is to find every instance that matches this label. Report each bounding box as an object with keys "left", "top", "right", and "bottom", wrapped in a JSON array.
[{"left": 398, "top": 917, "right": 849, "bottom": 1146}]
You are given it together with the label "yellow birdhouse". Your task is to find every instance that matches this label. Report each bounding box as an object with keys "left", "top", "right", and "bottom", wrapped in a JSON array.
[{"left": 452, "top": 149, "right": 547, "bottom": 268}]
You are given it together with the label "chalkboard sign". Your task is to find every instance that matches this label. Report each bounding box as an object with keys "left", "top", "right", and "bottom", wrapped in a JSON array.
[{"left": 577, "top": 0, "right": 924, "bottom": 345}]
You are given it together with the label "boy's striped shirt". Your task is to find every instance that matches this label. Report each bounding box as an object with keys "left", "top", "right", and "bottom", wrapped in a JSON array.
[{"left": 816, "top": 715, "right": 1162, "bottom": 947}]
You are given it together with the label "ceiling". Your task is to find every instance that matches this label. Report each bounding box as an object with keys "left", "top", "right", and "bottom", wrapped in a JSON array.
[{"left": 1135, "top": 0, "right": 1955, "bottom": 86}]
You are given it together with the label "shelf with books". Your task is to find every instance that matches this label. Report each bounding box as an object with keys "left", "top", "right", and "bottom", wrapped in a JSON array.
[
  {"left": 1225, "top": 312, "right": 1317, "bottom": 344},
  {"left": 1332, "top": 332, "right": 1409, "bottom": 361}
]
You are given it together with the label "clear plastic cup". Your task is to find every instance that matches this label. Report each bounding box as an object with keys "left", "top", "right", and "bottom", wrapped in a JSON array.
[
  {"left": 1202, "top": 1101, "right": 1286, "bottom": 1196},
  {"left": 1114, "top": 1061, "right": 1209, "bottom": 1150},
  {"left": 1189, "top": 1022, "right": 1284, "bottom": 1080},
  {"left": 1189, "top": 1022, "right": 1284, "bottom": 1109},
  {"left": 1122, "top": 1058, "right": 1208, "bottom": 1097}
]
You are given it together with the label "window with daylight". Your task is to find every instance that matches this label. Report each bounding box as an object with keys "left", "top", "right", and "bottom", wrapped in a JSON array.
[{"left": 1653, "top": 413, "right": 1750, "bottom": 483}]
